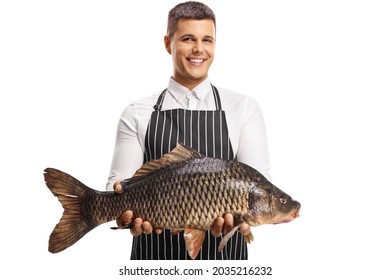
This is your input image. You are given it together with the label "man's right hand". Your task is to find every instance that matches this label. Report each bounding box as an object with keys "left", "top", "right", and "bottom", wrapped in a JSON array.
[{"left": 114, "top": 181, "right": 162, "bottom": 236}]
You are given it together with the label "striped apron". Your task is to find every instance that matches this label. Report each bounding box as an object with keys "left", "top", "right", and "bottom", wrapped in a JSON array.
[{"left": 130, "top": 85, "right": 248, "bottom": 260}]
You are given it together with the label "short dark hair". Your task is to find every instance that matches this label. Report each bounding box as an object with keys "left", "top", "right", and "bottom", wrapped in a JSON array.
[{"left": 167, "top": 1, "right": 216, "bottom": 39}]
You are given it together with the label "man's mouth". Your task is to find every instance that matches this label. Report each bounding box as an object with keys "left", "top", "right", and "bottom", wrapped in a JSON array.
[{"left": 187, "top": 58, "right": 207, "bottom": 65}]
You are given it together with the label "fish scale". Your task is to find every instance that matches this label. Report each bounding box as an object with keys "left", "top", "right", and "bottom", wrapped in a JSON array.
[
  {"left": 45, "top": 142, "right": 300, "bottom": 259},
  {"left": 105, "top": 158, "right": 241, "bottom": 228}
]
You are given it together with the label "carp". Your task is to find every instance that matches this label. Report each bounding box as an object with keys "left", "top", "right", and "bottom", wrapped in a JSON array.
[{"left": 45, "top": 143, "right": 300, "bottom": 259}]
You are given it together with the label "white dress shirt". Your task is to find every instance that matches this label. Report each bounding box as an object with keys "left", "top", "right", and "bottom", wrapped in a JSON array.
[{"left": 106, "top": 77, "right": 271, "bottom": 190}]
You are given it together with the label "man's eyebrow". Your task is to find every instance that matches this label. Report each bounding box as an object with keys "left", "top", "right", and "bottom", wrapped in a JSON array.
[
  {"left": 179, "top": 34, "right": 215, "bottom": 41},
  {"left": 179, "top": 34, "right": 195, "bottom": 39}
]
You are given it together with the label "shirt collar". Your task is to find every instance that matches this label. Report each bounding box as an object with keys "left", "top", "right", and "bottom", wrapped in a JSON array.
[{"left": 167, "top": 77, "right": 212, "bottom": 104}]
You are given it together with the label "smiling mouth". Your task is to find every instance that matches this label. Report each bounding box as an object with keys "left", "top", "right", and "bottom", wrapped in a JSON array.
[{"left": 187, "top": 58, "right": 207, "bottom": 65}]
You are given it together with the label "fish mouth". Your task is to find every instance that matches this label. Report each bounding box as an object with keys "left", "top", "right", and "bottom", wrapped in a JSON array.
[
  {"left": 291, "top": 206, "right": 300, "bottom": 219},
  {"left": 274, "top": 207, "right": 300, "bottom": 224}
]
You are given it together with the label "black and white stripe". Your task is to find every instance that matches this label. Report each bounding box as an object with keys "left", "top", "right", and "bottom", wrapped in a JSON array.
[{"left": 131, "top": 86, "right": 247, "bottom": 260}]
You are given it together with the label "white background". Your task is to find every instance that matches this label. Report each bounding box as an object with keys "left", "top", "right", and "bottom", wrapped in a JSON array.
[{"left": 1, "top": 0, "right": 389, "bottom": 279}]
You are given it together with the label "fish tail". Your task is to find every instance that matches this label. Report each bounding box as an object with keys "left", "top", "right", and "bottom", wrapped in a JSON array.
[{"left": 44, "top": 168, "right": 98, "bottom": 253}]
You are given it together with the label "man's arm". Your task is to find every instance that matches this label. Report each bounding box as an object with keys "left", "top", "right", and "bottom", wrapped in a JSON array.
[
  {"left": 106, "top": 103, "right": 144, "bottom": 191},
  {"left": 236, "top": 97, "right": 272, "bottom": 181}
]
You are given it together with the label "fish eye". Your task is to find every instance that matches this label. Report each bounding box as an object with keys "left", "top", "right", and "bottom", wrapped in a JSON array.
[{"left": 279, "top": 197, "right": 288, "bottom": 204}]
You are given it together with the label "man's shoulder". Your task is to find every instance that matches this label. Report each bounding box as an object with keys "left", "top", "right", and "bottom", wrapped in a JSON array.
[
  {"left": 120, "top": 91, "right": 160, "bottom": 118},
  {"left": 216, "top": 86, "right": 257, "bottom": 107},
  {"left": 215, "top": 86, "right": 264, "bottom": 119},
  {"left": 132, "top": 91, "right": 161, "bottom": 106},
  {"left": 124, "top": 91, "right": 160, "bottom": 110}
]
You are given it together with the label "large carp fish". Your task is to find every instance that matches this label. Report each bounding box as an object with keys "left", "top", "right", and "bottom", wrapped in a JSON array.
[{"left": 45, "top": 143, "right": 300, "bottom": 259}]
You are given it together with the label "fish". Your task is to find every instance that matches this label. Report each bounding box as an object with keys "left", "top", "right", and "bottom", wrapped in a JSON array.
[{"left": 45, "top": 142, "right": 300, "bottom": 259}]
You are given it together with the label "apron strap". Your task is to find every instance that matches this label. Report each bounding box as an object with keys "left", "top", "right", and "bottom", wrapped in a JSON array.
[
  {"left": 154, "top": 84, "right": 222, "bottom": 111},
  {"left": 211, "top": 85, "right": 222, "bottom": 111},
  {"left": 153, "top": 89, "right": 168, "bottom": 111}
]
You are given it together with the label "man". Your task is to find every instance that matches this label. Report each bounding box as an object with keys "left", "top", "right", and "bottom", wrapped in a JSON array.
[{"left": 107, "top": 1, "right": 271, "bottom": 260}]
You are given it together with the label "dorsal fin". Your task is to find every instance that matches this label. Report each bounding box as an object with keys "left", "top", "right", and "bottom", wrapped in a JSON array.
[{"left": 132, "top": 142, "right": 205, "bottom": 179}]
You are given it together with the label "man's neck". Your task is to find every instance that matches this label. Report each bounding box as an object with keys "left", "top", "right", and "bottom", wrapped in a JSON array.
[{"left": 171, "top": 76, "right": 208, "bottom": 91}]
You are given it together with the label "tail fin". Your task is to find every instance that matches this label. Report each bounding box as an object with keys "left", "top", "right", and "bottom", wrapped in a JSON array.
[{"left": 44, "top": 168, "right": 97, "bottom": 253}]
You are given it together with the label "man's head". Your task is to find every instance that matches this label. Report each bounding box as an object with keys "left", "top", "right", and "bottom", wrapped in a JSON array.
[
  {"left": 167, "top": 1, "right": 216, "bottom": 40},
  {"left": 165, "top": 1, "right": 216, "bottom": 90}
]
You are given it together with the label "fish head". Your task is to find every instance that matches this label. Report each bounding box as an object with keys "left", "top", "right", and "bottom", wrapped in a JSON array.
[{"left": 247, "top": 182, "right": 300, "bottom": 226}]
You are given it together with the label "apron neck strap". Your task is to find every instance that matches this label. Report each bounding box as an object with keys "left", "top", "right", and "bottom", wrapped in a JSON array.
[
  {"left": 153, "top": 84, "right": 222, "bottom": 111},
  {"left": 211, "top": 85, "right": 222, "bottom": 111},
  {"left": 153, "top": 89, "right": 168, "bottom": 111}
]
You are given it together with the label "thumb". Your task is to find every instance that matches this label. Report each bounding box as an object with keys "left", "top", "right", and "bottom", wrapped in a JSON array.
[{"left": 113, "top": 181, "right": 123, "bottom": 193}]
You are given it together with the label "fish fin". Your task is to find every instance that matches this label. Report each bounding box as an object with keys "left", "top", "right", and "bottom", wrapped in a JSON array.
[
  {"left": 245, "top": 231, "right": 254, "bottom": 244},
  {"left": 217, "top": 221, "right": 244, "bottom": 252},
  {"left": 184, "top": 229, "right": 205, "bottom": 260},
  {"left": 171, "top": 229, "right": 183, "bottom": 235},
  {"left": 131, "top": 142, "right": 205, "bottom": 179},
  {"left": 111, "top": 223, "right": 133, "bottom": 230},
  {"left": 44, "top": 168, "right": 98, "bottom": 253}
]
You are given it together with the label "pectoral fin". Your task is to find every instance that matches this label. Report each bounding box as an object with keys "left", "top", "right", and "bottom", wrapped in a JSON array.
[
  {"left": 245, "top": 231, "right": 254, "bottom": 244},
  {"left": 110, "top": 223, "right": 133, "bottom": 230},
  {"left": 184, "top": 229, "right": 205, "bottom": 260},
  {"left": 171, "top": 229, "right": 183, "bottom": 235},
  {"left": 217, "top": 221, "right": 244, "bottom": 252}
]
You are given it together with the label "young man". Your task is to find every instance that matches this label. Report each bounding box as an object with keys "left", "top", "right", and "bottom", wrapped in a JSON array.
[{"left": 107, "top": 1, "right": 271, "bottom": 260}]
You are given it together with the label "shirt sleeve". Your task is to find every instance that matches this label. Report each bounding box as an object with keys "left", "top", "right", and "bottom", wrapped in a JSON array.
[
  {"left": 106, "top": 103, "right": 144, "bottom": 190},
  {"left": 236, "top": 97, "right": 272, "bottom": 181}
]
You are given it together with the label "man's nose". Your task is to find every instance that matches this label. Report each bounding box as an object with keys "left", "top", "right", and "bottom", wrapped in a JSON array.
[{"left": 192, "top": 40, "right": 204, "bottom": 54}]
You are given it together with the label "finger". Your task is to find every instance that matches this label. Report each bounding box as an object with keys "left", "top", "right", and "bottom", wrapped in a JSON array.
[
  {"left": 113, "top": 181, "right": 123, "bottom": 193},
  {"left": 223, "top": 213, "right": 234, "bottom": 234},
  {"left": 155, "top": 228, "right": 163, "bottom": 235},
  {"left": 211, "top": 216, "right": 224, "bottom": 237},
  {"left": 142, "top": 221, "right": 153, "bottom": 234},
  {"left": 116, "top": 210, "right": 133, "bottom": 228},
  {"left": 130, "top": 218, "right": 143, "bottom": 236},
  {"left": 238, "top": 222, "right": 251, "bottom": 236}
]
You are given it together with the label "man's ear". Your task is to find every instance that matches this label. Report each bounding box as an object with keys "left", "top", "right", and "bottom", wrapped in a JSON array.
[{"left": 164, "top": 35, "right": 172, "bottom": 54}]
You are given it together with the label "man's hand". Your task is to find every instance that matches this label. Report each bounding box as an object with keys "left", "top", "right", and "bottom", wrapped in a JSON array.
[
  {"left": 210, "top": 213, "right": 251, "bottom": 237},
  {"left": 114, "top": 181, "right": 162, "bottom": 236}
]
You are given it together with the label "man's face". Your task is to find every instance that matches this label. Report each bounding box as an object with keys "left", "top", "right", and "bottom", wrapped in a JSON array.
[{"left": 165, "top": 19, "right": 215, "bottom": 90}]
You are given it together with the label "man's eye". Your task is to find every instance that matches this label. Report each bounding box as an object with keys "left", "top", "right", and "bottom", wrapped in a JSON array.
[{"left": 203, "top": 38, "right": 214, "bottom": 44}]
